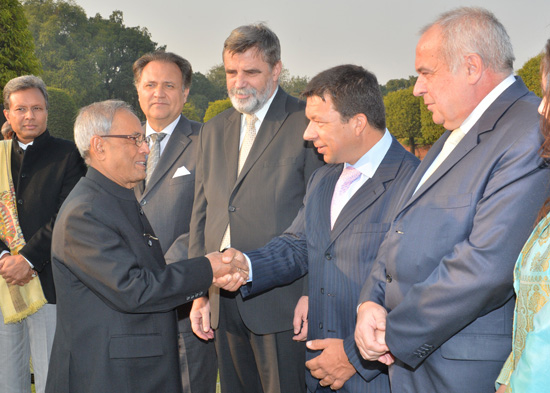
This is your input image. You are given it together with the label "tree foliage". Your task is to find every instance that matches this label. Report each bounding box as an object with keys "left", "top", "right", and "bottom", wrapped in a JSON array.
[
  {"left": 419, "top": 102, "right": 445, "bottom": 145},
  {"left": 47, "top": 86, "right": 77, "bottom": 141},
  {"left": 182, "top": 102, "right": 202, "bottom": 122},
  {"left": 380, "top": 76, "right": 417, "bottom": 96},
  {"left": 23, "top": 0, "right": 163, "bottom": 110},
  {"left": 204, "top": 98, "right": 232, "bottom": 122},
  {"left": 280, "top": 74, "right": 309, "bottom": 98},
  {"left": 0, "top": 0, "right": 41, "bottom": 104},
  {"left": 188, "top": 71, "right": 226, "bottom": 121},
  {"left": 517, "top": 54, "right": 542, "bottom": 98},
  {"left": 384, "top": 86, "right": 422, "bottom": 155}
]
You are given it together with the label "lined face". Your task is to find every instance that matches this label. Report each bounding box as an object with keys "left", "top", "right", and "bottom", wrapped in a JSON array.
[
  {"left": 224, "top": 48, "right": 281, "bottom": 114},
  {"left": 4, "top": 88, "right": 48, "bottom": 144},
  {"left": 413, "top": 26, "right": 473, "bottom": 130},
  {"left": 101, "top": 109, "right": 150, "bottom": 189},
  {"left": 137, "top": 60, "right": 188, "bottom": 130}
]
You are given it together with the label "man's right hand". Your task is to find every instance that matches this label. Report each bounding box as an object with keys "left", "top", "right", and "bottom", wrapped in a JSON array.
[
  {"left": 206, "top": 249, "right": 248, "bottom": 289},
  {"left": 190, "top": 296, "right": 213, "bottom": 340},
  {"left": 355, "top": 301, "right": 392, "bottom": 363}
]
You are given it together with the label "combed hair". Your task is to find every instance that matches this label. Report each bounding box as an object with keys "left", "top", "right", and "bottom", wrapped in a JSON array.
[
  {"left": 223, "top": 23, "right": 281, "bottom": 68},
  {"left": 302, "top": 64, "right": 386, "bottom": 131},
  {"left": 421, "top": 7, "right": 514, "bottom": 73},
  {"left": 3, "top": 75, "right": 49, "bottom": 110},
  {"left": 133, "top": 51, "right": 193, "bottom": 90},
  {"left": 74, "top": 100, "right": 135, "bottom": 164}
]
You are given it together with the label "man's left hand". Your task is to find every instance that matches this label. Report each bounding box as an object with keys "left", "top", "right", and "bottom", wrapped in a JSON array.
[
  {"left": 0, "top": 254, "right": 34, "bottom": 286},
  {"left": 305, "top": 338, "right": 356, "bottom": 390}
]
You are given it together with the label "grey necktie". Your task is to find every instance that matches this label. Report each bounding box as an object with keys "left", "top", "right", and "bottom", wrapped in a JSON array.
[{"left": 146, "top": 132, "right": 166, "bottom": 184}]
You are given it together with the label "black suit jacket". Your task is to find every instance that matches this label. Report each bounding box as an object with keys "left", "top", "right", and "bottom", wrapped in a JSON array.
[
  {"left": 0, "top": 130, "right": 85, "bottom": 303},
  {"left": 189, "top": 88, "right": 323, "bottom": 333}
]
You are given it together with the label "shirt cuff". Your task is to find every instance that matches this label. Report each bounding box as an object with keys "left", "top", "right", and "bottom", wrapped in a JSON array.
[{"left": 244, "top": 253, "right": 253, "bottom": 282}]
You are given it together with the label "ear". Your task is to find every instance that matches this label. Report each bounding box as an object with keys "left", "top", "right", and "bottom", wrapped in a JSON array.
[
  {"left": 183, "top": 87, "right": 190, "bottom": 105},
  {"left": 272, "top": 60, "right": 282, "bottom": 82},
  {"left": 3, "top": 109, "right": 10, "bottom": 124},
  {"left": 464, "top": 53, "right": 483, "bottom": 84},
  {"left": 352, "top": 113, "right": 368, "bottom": 136},
  {"left": 90, "top": 135, "right": 106, "bottom": 160}
]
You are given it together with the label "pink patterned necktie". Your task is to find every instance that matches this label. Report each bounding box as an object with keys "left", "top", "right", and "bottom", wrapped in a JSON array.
[{"left": 330, "top": 166, "right": 362, "bottom": 229}]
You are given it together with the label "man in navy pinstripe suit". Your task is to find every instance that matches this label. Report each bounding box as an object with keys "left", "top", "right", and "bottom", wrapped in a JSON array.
[{"left": 207, "top": 65, "right": 419, "bottom": 392}]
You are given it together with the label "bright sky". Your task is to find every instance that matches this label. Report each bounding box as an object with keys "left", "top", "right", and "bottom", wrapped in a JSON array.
[{"left": 73, "top": 0, "right": 550, "bottom": 84}]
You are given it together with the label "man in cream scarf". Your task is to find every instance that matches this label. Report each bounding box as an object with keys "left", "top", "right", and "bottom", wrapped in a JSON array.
[{"left": 0, "top": 75, "right": 85, "bottom": 393}]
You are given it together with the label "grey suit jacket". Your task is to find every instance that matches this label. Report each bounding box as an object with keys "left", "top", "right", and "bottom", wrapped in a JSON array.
[
  {"left": 189, "top": 88, "right": 323, "bottom": 334},
  {"left": 47, "top": 168, "right": 212, "bottom": 393},
  {"left": 135, "top": 115, "right": 201, "bottom": 259},
  {"left": 360, "top": 78, "right": 550, "bottom": 392},
  {"left": 242, "top": 138, "right": 419, "bottom": 392}
]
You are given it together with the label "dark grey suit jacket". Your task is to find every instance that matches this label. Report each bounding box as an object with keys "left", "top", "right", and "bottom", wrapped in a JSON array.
[
  {"left": 242, "top": 138, "right": 419, "bottom": 392},
  {"left": 135, "top": 115, "right": 201, "bottom": 260},
  {"left": 47, "top": 168, "right": 212, "bottom": 393},
  {"left": 360, "top": 78, "right": 550, "bottom": 392},
  {"left": 188, "top": 88, "right": 323, "bottom": 334}
]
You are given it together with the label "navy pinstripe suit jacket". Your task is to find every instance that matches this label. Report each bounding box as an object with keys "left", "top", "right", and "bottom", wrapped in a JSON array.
[{"left": 242, "top": 137, "right": 419, "bottom": 392}]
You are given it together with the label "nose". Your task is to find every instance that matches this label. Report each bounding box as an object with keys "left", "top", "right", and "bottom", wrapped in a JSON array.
[
  {"left": 153, "top": 85, "right": 165, "bottom": 98},
  {"left": 140, "top": 140, "right": 150, "bottom": 155},
  {"left": 25, "top": 108, "right": 35, "bottom": 119},
  {"left": 303, "top": 121, "right": 316, "bottom": 141},
  {"left": 234, "top": 73, "right": 247, "bottom": 89},
  {"left": 413, "top": 76, "right": 425, "bottom": 97}
]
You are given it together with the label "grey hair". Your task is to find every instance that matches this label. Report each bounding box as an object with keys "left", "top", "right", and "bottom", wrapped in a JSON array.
[
  {"left": 223, "top": 23, "right": 281, "bottom": 68},
  {"left": 3, "top": 75, "right": 49, "bottom": 110},
  {"left": 421, "top": 7, "right": 514, "bottom": 74},
  {"left": 74, "top": 100, "right": 135, "bottom": 164}
]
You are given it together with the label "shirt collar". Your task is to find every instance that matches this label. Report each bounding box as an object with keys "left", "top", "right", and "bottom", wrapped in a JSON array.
[
  {"left": 345, "top": 129, "right": 392, "bottom": 179},
  {"left": 145, "top": 115, "right": 181, "bottom": 138},
  {"left": 459, "top": 74, "right": 516, "bottom": 134}
]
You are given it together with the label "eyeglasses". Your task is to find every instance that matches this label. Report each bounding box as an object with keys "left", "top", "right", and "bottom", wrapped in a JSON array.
[{"left": 101, "top": 133, "right": 149, "bottom": 147}]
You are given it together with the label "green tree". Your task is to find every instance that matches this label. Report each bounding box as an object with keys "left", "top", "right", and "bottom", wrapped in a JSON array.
[
  {"left": 23, "top": 0, "right": 162, "bottom": 109},
  {"left": 420, "top": 103, "right": 445, "bottom": 145},
  {"left": 280, "top": 75, "right": 309, "bottom": 98},
  {"left": 517, "top": 54, "right": 542, "bottom": 97},
  {"left": 385, "top": 86, "right": 422, "bottom": 155},
  {"left": 205, "top": 63, "right": 228, "bottom": 99},
  {"left": 182, "top": 102, "right": 202, "bottom": 122},
  {"left": 47, "top": 87, "right": 78, "bottom": 141},
  {"left": 188, "top": 72, "right": 227, "bottom": 120},
  {"left": 380, "top": 76, "right": 417, "bottom": 96},
  {"left": 0, "top": 0, "right": 41, "bottom": 104},
  {"left": 204, "top": 98, "right": 232, "bottom": 122}
]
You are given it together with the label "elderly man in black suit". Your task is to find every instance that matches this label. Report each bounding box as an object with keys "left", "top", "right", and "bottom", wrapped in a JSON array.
[
  {"left": 188, "top": 23, "right": 323, "bottom": 393},
  {"left": 45, "top": 100, "right": 247, "bottom": 393},
  {"left": 0, "top": 75, "right": 85, "bottom": 393}
]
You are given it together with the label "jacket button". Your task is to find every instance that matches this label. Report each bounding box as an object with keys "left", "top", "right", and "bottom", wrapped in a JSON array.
[
  {"left": 139, "top": 208, "right": 144, "bottom": 215},
  {"left": 17, "top": 199, "right": 23, "bottom": 205},
  {"left": 319, "top": 323, "right": 323, "bottom": 329},
  {"left": 141, "top": 200, "right": 147, "bottom": 206},
  {"left": 321, "top": 288, "right": 324, "bottom": 294},
  {"left": 228, "top": 206, "right": 236, "bottom": 212},
  {"left": 386, "top": 274, "right": 393, "bottom": 283},
  {"left": 147, "top": 240, "right": 153, "bottom": 247},
  {"left": 325, "top": 253, "right": 332, "bottom": 260},
  {"left": 21, "top": 173, "right": 27, "bottom": 178}
]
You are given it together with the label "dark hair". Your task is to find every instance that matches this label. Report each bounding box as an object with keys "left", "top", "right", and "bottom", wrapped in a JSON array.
[
  {"left": 537, "top": 39, "right": 550, "bottom": 222},
  {"left": 302, "top": 64, "right": 386, "bottom": 130},
  {"left": 223, "top": 23, "right": 281, "bottom": 68},
  {"left": 3, "top": 75, "right": 49, "bottom": 110},
  {"left": 133, "top": 51, "right": 192, "bottom": 89}
]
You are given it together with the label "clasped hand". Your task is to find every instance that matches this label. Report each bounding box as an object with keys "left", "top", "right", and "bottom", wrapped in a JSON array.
[{"left": 206, "top": 248, "right": 249, "bottom": 290}]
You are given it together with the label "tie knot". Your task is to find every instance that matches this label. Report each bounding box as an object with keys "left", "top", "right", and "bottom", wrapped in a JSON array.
[
  {"left": 150, "top": 132, "right": 166, "bottom": 144},
  {"left": 446, "top": 127, "right": 465, "bottom": 147},
  {"left": 338, "top": 166, "right": 362, "bottom": 189}
]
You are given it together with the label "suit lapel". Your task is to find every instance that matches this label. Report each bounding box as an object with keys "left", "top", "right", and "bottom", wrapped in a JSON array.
[
  {"left": 234, "top": 90, "right": 288, "bottom": 187},
  {"left": 141, "top": 117, "right": 193, "bottom": 198},
  {"left": 224, "top": 110, "right": 241, "bottom": 187},
  {"left": 329, "top": 138, "right": 404, "bottom": 243}
]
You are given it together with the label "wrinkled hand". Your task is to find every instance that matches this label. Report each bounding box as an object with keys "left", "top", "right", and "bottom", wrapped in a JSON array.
[
  {"left": 355, "top": 301, "right": 393, "bottom": 364},
  {"left": 190, "top": 296, "right": 213, "bottom": 340},
  {"left": 305, "top": 338, "right": 356, "bottom": 390},
  {"left": 0, "top": 254, "right": 35, "bottom": 286},
  {"left": 206, "top": 249, "right": 249, "bottom": 289},
  {"left": 293, "top": 295, "right": 309, "bottom": 341}
]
